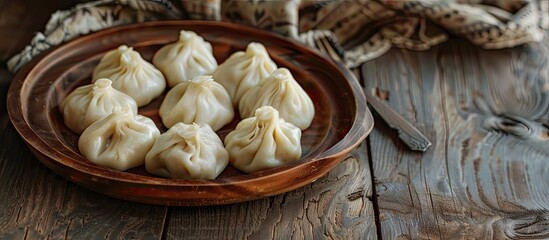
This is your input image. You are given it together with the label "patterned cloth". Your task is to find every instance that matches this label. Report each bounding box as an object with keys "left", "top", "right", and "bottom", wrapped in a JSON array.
[{"left": 7, "top": 0, "right": 549, "bottom": 72}]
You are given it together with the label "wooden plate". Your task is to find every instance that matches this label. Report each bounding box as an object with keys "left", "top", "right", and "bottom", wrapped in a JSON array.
[{"left": 7, "top": 21, "right": 373, "bottom": 206}]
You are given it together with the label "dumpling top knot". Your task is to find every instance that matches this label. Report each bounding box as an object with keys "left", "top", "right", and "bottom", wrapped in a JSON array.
[
  {"left": 179, "top": 30, "right": 198, "bottom": 41},
  {"left": 117, "top": 45, "right": 131, "bottom": 52},
  {"left": 119, "top": 49, "right": 142, "bottom": 67},
  {"left": 92, "top": 78, "right": 113, "bottom": 92},
  {"left": 246, "top": 42, "right": 269, "bottom": 57},
  {"left": 189, "top": 75, "right": 214, "bottom": 88},
  {"left": 255, "top": 106, "right": 279, "bottom": 121},
  {"left": 271, "top": 68, "right": 292, "bottom": 81},
  {"left": 173, "top": 122, "right": 201, "bottom": 139}
]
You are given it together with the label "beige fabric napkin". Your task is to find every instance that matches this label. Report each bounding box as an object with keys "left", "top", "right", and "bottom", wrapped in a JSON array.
[{"left": 7, "top": 0, "right": 548, "bottom": 72}]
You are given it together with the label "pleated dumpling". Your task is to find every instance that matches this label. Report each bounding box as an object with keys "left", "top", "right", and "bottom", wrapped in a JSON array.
[
  {"left": 78, "top": 107, "right": 160, "bottom": 171},
  {"left": 59, "top": 78, "right": 138, "bottom": 134},
  {"left": 159, "top": 75, "right": 234, "bottom": 130},
  {"left": 153, "top": 30, "right": 218, "bottom": 87},
  {"left": 92, "top": 45, "right": 166, "bottom": 107},
  {"left": 224, "top": 106, "right": 302, "bottom": 173},
  {"left": 213, "top": 42, "right": 277, "bottom": 105},
  {"left": 145, "top": 123, "right": 229, "bottom": 180},
  {"left": 239, "top": 68, "right": 315, "bottom": 130}
]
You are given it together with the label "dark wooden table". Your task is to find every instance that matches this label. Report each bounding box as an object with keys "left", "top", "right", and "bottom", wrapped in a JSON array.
[{"left": 1, "top": 1, "right": 548, "bottom": 239}]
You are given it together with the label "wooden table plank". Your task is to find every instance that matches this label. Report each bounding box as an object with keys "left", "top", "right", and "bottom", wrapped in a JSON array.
[
  {"left": 364, "top": 38, "right": 549, "bottom": 239},
  {"left": 164, "top": 142, "right": 377, "bottom": 240},
  {"left": 0, "top": 1, "right": 169, "bottom": 238},
  {"left": 0, "top": 1, "right": 378, "bottom": 238},
  {"left": 1, "top": 74, "right": 169, "bottom": 239},
  {"left": 0, "top": 92, "right": 168, "bottom": 239}
]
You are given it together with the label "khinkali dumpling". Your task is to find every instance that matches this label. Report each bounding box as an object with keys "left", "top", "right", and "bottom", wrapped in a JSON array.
[
  {"left": 224, "top": 106, "right": 302, "bottom": 173},
  {"left": 59, "top": 78, "right": 138, "bottom": 134},
  {"left": 239, "top": 68, "right": 315, "bottom": 130},
  {"left": 153, "top": 30, "right": 218, "bottom": 87},
  {"left": 213, "top": 42, "right": 277, "bottom": 105},
  {"left": 92, "top": 45, "right": 166, "bottom": 107},
  {"left": 145, "top": 123, "right": 229, "bottom": 180},
  {"left": 159, "top": 75, "right": 234, "bottom": 130},
  {"left": 79, "top": 107, "right": 161, "bottom": 171}
]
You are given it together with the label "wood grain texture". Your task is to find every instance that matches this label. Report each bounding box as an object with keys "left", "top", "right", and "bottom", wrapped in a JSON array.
[
  {"left": 0, "top": 122, "right": 168, "bottom": 239},
  {"left": 164, "top": 141, "right": 377, "bottom": 240},
  {"left": 0, "top": 2, "right": 376, "bottom": 238},
  {"left": 4, "top": 0, "right": 549, "bottom": 238},
  {"left": 363, "top": 36, "right": 549, "bottom": 239},
  {"left": 0, "top": 2, "right": 168, "bottom": 238}
]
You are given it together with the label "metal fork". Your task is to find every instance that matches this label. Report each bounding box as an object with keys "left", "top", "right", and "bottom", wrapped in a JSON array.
[{"left": 314, "top": 35, "right": 432, "bottom": 152}]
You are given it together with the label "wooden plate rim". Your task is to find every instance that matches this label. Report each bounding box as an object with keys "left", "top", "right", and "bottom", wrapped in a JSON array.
[{"left": 6, "top": 20, "right": 374, "bottom": 203}]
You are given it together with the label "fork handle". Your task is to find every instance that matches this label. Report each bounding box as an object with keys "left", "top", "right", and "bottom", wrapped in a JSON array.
[{"left": 363, "top": 90, "right": 432, "bottom": 151}]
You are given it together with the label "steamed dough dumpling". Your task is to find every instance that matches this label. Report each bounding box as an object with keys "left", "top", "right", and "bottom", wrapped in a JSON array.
[
  {"left": 153, "top": 30, "right": 218, "bottom": 87},
  {"left": 159, "top": 75, "right": 234, "bottom": 130},
  {"left": 239, "top": 68, "right": 315, "bottom": 130},
  {"left": 59, "top": 78, "right": 138, "bottom": 134},
  {"left": 78, "top": 107, "right": 160, "bottom": 171},
  {"left": 224, "top": 106, "right": 302, "bottom": 173},
  {"left": 92, "top": 45, "right": 166, "bottom": 107},
  {"left": 213, "top": 42, "right": 277, "bottom": 105},
  {"left": 145, "top": 123, "right": 229, "bottom": 180}
]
